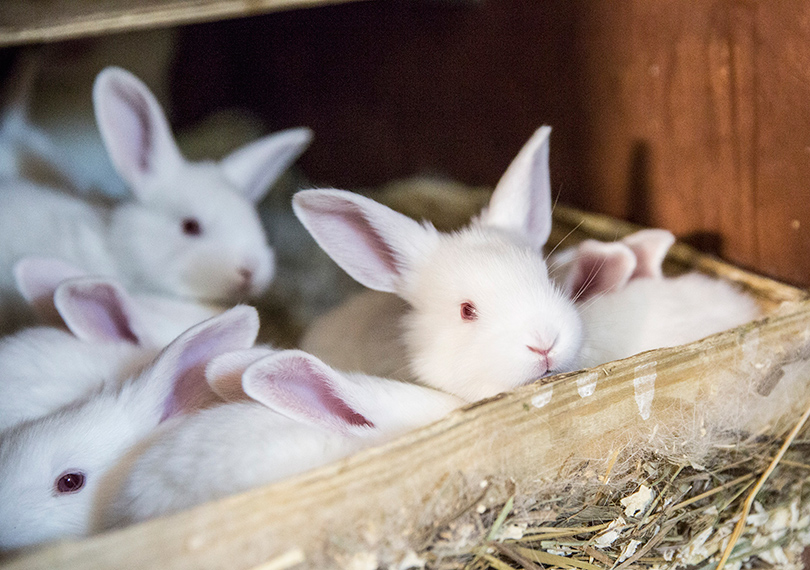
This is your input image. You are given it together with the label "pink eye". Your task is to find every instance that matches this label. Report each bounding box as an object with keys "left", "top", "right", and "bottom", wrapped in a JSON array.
[
  {"left": 460, "top": 301, "right": 478, "bottom": 321},
  {"left": 55, "top": 471, "right": 85, "bottom": 494},
  {"left": 182, "top": 217, "right": 202, "bottom": 236}
]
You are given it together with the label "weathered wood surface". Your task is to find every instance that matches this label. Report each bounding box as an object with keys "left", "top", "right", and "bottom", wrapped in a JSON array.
[
  {"left": 0, "top": 0, "right": 370, "bottom": 46},
  {"left": 3, "top": 207, "right": 808, "bottom": 570},
  {"left": 574, "top": 1, "right": 810, "bottom": 287},
  {"left": 166, "top": 1, "right": 810, "bottom": 287}
]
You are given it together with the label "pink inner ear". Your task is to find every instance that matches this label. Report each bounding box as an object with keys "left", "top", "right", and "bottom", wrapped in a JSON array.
[
  {"left": 107, "top": 81, "right": 153, "bottom": 174},
  {"left": 157, "top": 307, "right": 259, "bottom": 422},
  {"left": 565, "top": 242, "right": 636, "bottom": 302},
  {"left": 623, "top": 230, "right": 675, "bottom": 280},
  {"left": 293, "top": 191, "right": 405, "bottom": 292},
  {"left": 58, "top": 282, "right": 140, "bottom": 344},
  {"left": 247, "top": 355, "right": 374, "bottom": 432},
  {"left": 161, "top": 323, "right": 241, "bottom": 421}
]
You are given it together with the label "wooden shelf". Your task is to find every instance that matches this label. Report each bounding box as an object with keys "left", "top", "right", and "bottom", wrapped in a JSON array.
[{"left": 0, "top": 0, "right": 371, "bottom": 47}]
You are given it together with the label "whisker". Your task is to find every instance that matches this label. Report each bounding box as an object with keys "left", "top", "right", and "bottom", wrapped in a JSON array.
[
  {"left": 545, "top": 219, "right": 585, "bottom": 263},
  {"left": 571, "top": 254, "right": 611, "bottom": 303}
]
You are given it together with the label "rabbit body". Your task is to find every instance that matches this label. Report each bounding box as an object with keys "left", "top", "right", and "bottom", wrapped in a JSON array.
[
  {"left": 0, "top": 326, "right": 155, "bottom": 432},
  {"left": 0, "top": 306, "right": 260, "bottom": 551},
  {"left": 107, "top": 350, "right": 462, "bottom": 527},
  {"left": 553, "top": 230, "right": 763, "bottom": 369},
  {"left": 577, "top": 272, "right": 762, "bottom": 369}
]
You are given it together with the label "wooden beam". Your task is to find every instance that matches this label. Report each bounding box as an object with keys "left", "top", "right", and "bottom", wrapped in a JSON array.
[{"left": 0, "top": 0, "right": 372, "bottom": 47}]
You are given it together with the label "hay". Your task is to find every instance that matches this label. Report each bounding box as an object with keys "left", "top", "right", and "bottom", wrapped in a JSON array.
[{"left": 415, "top": 419, "right": 810, "bottom": 570}]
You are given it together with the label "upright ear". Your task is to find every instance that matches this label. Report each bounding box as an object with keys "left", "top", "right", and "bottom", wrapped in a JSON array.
[
  {"left": 220, "top": 127, "right": 313, "bottom": 203},
  {"left": 93, "top": 66, "right": 183, "bottom": 198},
  {"left": 205, "top": 347, "right": 278, "bottom": 402},
  {"left": 144, "top": 305, "right": 261, "bottom": 421},
  {"left": 13, "top": 257, "right": 87, "bottom": 324},
  {"left": 622, "top": 229, "right": 675, "bottom": 279},
  {"left": 292, "top": 189, "right": 438, "bottom": 293},
  {"left": 479, "top": 126, "right": 553, "bottom": 249},
  {"left": 53, "top": 277, "right": 151, "bottom": 345},
  {"left": 564, "top": 240, "right": 637, "bottom": 302},
  {"left": 242, "top": 350, "right": 374, "bottom": 435}
]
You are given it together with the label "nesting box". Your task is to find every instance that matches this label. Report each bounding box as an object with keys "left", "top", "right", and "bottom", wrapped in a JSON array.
[
  {"left": 4, "top": 200, "right": 809, "bottom": 570},
  {"left": 3, "top": 2, "right": 810, "bottom": 569}
]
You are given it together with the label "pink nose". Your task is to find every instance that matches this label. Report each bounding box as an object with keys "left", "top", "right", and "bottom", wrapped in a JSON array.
[
  {"left": 527, "top": 344, "right": 554, "bottom": 373},
  {"left": 237, "top": 267, "right": 254, "bottom": 290},
  {"left": 527, "top": 345, "right": 550, "bottom": 357}
]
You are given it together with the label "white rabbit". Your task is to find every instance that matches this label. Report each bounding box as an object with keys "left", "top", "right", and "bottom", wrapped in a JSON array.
[
  {"left": 105, "top": 348, "right": 462, "bottom": 527},
  {"left": 14, "top": 256, "right": 223, "bottom": 346},
  {"left": 0, "top": 260, "right": 229, "bottom": 431},
  {"left": 0, "top": 66, "right": 312, "bottom": 332},
  {"left": 549, "top": 228, "right": 676, "bottom": 301},
  {"left": 295, "top": 127, "right": 584, "bottom": 402},
  {"left": 0, "top": 305, "right": 260, "bottom": 551},
  {"left": 555, "top": 231, "right": 763, "bottom": 369},
  {"left": 0, "top": 277, "right": 160, "bottom": 432}
]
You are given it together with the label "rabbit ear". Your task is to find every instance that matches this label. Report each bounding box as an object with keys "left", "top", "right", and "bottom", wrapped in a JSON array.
[
  {"left": 144, "top": 305, "right": 260, "bottom": 422},
  {"left": 53, "top": 277, "right": 150, "bottom": 345},
  {"left": 13, "top": 257, "right": 87, "bottom": 324},
  {"left": 480, "top": 126, "right": 553, "bottom": 250},
  {"left": 220, "top": 127, "right": 313, "bottom": 203},
  {"left": 205, "top": 347, "right": 278, "bottom": 402},
  {"left": 93, "top": 66, "right": 183, "bottom": 199},
  {"left": 242, "top": 350, "right": 374, "bottom": 435},
  {"left": 564, "top": 240, "right": 637, "bottom": 301},
  {"left": 292, "top": 189, "right": 439, "bottom": 293},
  {"left": 622, "top": 229, "right": 675, "bottom": 279}
]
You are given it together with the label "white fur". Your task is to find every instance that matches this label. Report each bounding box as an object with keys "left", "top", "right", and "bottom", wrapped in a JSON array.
[
  {"left": 0, "top": 306, "right": 260, "bottom": 551},
  {"left": 0, "top": 268, "right": 226, "bottom": 432},
  {"left": 402, "top": 226, "right": 583, "bottom": 401},
  {"left": 0, "top": 66, "right": 311, "bottom": 331},
  {"left": 15, "top": 257, "right": 223, "bottom": 347},
  {"left": 106, "top": 350, "right": 462, "bottom": 527},
  {"left": 576, "top": 273, "right": 763, "bottom": 369},
  {"left": 0, "top": 327, "right": 155, "bottom": 432},
  {"left": 296, "top": 127, "right": 584, "bottom": 402}
]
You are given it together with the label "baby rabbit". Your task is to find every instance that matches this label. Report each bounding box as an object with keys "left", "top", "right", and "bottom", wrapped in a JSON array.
[
  {"left": 0, "top": 66, "right": 311, "bottom": 331},
  {"left": 556, "top": 230, "right": 763, "bottom": 369},
  {"left": 550, "top": 229, "right": 676, "bottom": 301},
  {"left": 295, "top": 127, "right": 584, "bottom": 402},
  {"left": 0, "top": 258, "right": 227, "bottom": 432},
  {"left": 0, "top": 305, "right": 260, "bottom": 551},
  {"left": 105, "top": 349, "right": 463, "bottom": 527}
]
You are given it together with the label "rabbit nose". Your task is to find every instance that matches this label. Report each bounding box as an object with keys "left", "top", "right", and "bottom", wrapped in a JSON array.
[
  {"left": 527, "top": 341, "right": 556, "bottom": 372},
  {"left": 237, "top": 267, "right": 254, "bottom": 289},
  {"left": 237, "top": 267, "right": 253, "bottom": 285},
  {"left": 527, "top": 345, "right": 551, "bottom": 357}
]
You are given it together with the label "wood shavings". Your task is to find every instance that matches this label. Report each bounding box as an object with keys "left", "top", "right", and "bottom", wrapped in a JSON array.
[{"left": 620, "top": 484, "right": 655, "bottom": 518}]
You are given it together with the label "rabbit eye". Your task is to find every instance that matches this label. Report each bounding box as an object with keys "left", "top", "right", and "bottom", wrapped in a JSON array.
[
  {"left": 55, "top": 471, "right": 85, "bottom": 494},
  {"left": 181, "top": 217, "right": 202, "bottom": 237},
  {"left": 460, "top": 301, "right": 478, "bottom": 321}
]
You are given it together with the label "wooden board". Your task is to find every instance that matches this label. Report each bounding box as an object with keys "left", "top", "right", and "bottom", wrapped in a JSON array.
[
  {"left": 0, "top": 0, "right": 371, "bottom": 47},
  {"left": 3, "top": 205, "right": 808, "bottom": 570}
]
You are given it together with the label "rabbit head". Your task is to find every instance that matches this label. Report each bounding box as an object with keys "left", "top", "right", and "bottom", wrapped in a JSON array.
[
  {"left": 293, "top": 127, "right": 584, "bottom": 401},
  {"left": 93, "top": 66, "right": 312, "bottom": 302}
]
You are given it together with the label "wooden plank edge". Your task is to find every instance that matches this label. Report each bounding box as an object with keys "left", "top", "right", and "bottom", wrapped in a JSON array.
[{"left": 0, "top": 0, "right": 372, "bottom": 47}]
